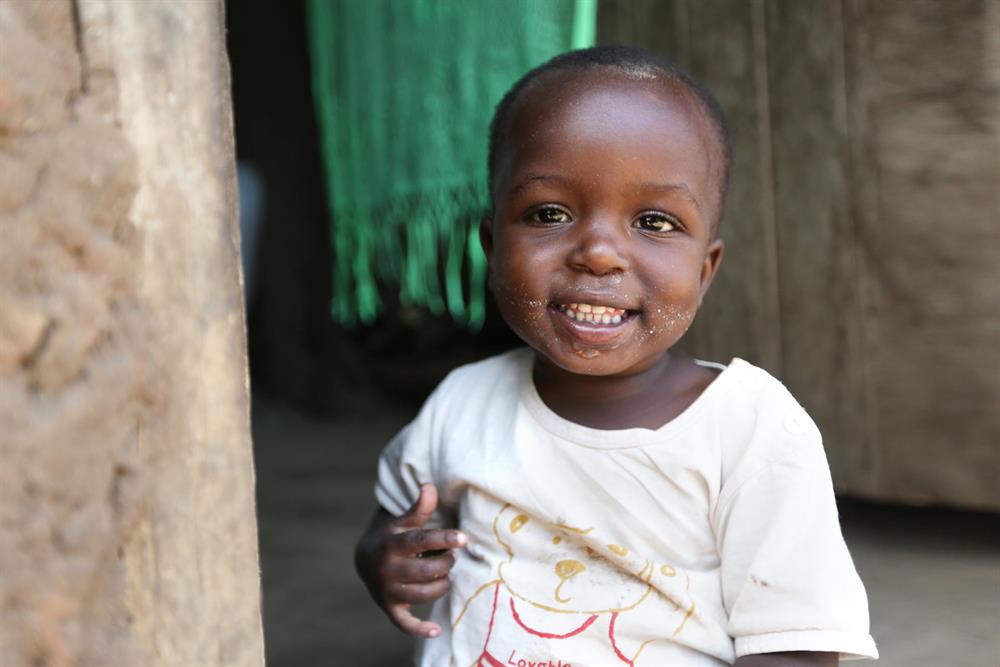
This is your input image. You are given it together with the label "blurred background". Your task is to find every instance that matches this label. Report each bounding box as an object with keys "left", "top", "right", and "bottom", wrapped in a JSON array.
[{"left": 225, "top": 1, "right": 999, "bottom": 665}]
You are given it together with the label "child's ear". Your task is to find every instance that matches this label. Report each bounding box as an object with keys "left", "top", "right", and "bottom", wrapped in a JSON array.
[
  {"left": 698, "top": 238, "right": 725, "bottom": 305},
  {"left": 479, "top": 216, "right": 495, "bottom": 288}
]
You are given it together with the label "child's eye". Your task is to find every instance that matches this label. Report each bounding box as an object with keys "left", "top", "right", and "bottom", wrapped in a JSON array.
[
  {"left": 634, "top": 213, "right": 678, "bottom": 233},
  {"left": 529, "top": 206, "right": 571, "bottom": 224}
]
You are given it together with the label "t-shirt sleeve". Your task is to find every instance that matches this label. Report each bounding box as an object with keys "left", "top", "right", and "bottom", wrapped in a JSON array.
[
  {"left": 714, "top": 413, "right": 878, "bottom": 661},
  {"left": 374, "top": 383, "right": 450, "bottom": 528},
  {"left": 374, "top": 421, "right": 425, "bottom": 517}
]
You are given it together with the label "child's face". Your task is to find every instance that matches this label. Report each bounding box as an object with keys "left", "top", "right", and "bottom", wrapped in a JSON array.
[{"left": 483, "top": 71, "right": 724, "bottom": 379}]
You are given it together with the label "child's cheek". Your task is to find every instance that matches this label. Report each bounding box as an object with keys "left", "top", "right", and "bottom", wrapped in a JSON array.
[
  {"left": 649, "top": 303, "right": 696, "bottom": 331},
  {"left": 490, "top": 279, "right": 549, "bottom": 337},
  {"left": 638, "top": 302, "right": 697, "bottom": 348}
]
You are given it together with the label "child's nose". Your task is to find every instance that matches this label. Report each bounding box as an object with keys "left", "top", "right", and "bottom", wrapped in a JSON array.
[{"left": 567, "top": 219, "right": 630, "bottom": 276}]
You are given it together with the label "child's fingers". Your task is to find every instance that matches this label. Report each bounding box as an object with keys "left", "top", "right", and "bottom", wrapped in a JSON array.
[
  {"left": 387, "top": 577, "right": 452, "bottom": 604},
  {"left": 388, "top": 551, "right": 456, "bottom": 583},
  {"left": 387, "top": 527, "right": 467, "bottom": 556},
  {"left": 388, "top": 605, "right": 443, "bottom": 638},
  {"left": 395, "top": 483, "right": 439, "bottom": 529},
  {"left": 386, "top": 602, "right": 443, "bottom": 638}
]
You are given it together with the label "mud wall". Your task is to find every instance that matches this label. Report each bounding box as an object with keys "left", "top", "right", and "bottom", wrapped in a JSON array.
[{"left": 0, "top": 1, "right": 264, "bottom": 664}]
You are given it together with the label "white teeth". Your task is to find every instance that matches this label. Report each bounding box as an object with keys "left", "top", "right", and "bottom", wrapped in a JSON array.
[
  {"left": 559, "top": 303, "right": 625, "bottom": 316},
  {"left": 558, "top": 303, "right": 629, "bottom": 325}
]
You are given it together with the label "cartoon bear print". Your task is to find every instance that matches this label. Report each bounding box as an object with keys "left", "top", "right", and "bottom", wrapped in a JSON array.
[{"left": 451, "top": 503, "right": 696, "bottom": 667}]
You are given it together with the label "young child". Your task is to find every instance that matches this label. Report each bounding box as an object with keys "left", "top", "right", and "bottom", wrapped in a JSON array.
[{"left": 355, "top": 46, "right": 878, "bottom": 667}]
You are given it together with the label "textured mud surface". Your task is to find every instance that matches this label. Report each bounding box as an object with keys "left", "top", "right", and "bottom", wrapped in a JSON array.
[
  {"left": 2, "top": 1, "right": 263, "bottom": 664},
  {"left": 0, "top": 2, "right": 152, "bottom": 664}
]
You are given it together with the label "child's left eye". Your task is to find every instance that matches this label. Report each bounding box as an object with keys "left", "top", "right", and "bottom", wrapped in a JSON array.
[{"left": 634, "top": 213, "right": 677, "bottom": 232}]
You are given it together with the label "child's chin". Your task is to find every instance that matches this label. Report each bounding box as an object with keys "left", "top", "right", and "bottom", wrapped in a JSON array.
[{"left": 542, "top": 348, "right": 654, "bottom": 378}]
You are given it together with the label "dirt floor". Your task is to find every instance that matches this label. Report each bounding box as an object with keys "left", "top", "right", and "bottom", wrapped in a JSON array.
[{"left": 252, "top": 394, "right": 1000, "bottom": 667}]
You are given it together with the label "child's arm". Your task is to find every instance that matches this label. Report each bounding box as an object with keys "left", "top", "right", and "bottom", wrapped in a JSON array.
[
  {"left": 734, "top": 652, "right": 837, "bottom": 666},
  {"left": 355, "top": 483, "right": 467, "bottom": 638}
]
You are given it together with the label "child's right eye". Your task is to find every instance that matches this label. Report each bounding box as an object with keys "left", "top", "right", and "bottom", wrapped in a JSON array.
[{"left": 529, "top": 206, "right": 571, "bottom": 224}]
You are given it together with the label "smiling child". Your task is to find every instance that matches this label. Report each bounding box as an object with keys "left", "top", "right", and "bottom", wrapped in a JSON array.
[{"left": 355, "top": 46, "right": 878, "bottom": 666}]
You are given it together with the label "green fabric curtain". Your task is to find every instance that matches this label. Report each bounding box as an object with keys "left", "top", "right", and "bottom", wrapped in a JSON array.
[{"left": 307, "top": 0, "right": 597, "bottom": 329}]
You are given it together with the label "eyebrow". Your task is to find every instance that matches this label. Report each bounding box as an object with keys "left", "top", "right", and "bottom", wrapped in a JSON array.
[
  {"left": 636, "top": 181, "right": 702, "bottom": 212},
  {"left": 507, "top": 173, "right": 571, "bottom": 197},
  {"left": 507, "top": 173, "right": 702, "bottom": 212}
]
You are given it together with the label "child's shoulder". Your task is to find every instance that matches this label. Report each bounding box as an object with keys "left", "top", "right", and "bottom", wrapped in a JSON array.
[
  {"left": 707, "top": 358, "right": 825, "bottom": 474},
  {"left": 421, "top": 347, "right": 532, "bottom": 415},
  {"left": 711, "top": 357, "right": 815, "bottom": 426}
]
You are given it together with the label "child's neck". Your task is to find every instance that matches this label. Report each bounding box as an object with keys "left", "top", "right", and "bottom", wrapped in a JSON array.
[{"left": 531, "top": 350, "right": 719, "bottom": 431}]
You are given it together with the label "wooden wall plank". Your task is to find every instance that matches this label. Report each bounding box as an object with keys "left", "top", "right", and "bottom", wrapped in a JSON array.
[
  {"left": 762, "top": 0, "right": 873, "bottom": 490},
  {"left": 682, "top": 0, "right": 783, "bottom": 375},
  {"left": 90, "top": 0, "right": 266, "bottom": 661},
  {"left": 596, "top": 0, "right": 637, "bottom": 45},
  {"left": 847, "top": 0, "right": 1000, "bottom": 508}
]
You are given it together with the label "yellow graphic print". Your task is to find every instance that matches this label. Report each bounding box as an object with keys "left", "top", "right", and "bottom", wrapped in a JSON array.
[
  {"left": 608, "top": 544, "right": 629, "bottom": 557},
  {"left": 553, "top": 559, "right": 586, "bottom": 603},
  {"left": 452, "top": 503, "right": 697, "bottom": 666}
]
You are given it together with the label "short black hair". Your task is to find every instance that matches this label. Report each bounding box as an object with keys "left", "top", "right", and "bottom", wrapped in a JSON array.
[{"left": 487, "top": 45, "right": 732, "bottom": 224}]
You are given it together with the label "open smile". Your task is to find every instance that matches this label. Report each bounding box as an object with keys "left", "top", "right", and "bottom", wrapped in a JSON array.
[
  {"left": 550, "top": 301, "right": 639, "bottom": 349},
  {"left": 556, "top": 302, "right": 631, "bottom": 325}
]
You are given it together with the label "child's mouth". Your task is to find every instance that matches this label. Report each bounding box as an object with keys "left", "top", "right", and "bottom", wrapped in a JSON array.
[
  {"left": 550, "top": 302, "right": 639, "bottom": 351},
  {"left": 555, "top": 302, "right": 633, "bottom": 325}
]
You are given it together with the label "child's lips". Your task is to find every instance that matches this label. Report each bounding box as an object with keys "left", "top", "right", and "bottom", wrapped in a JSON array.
[{"left": 550, "top": 304, "right": 638, "bottom": 348}]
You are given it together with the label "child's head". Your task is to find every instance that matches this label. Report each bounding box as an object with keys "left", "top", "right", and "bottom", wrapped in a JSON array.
[
  {"left": 487, "top": 45, "right": 732, "bottom": 229},
  {"left": 480, "top": 45, "right": 729, "bottom": 379}
]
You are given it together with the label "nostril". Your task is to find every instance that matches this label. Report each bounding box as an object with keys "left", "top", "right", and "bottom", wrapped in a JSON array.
[
  {"left": 569, "top": 241, "right": 629, "bottom": 276},
  {"left": 570, "top": 261, "right": 627, "bottom": 278}
]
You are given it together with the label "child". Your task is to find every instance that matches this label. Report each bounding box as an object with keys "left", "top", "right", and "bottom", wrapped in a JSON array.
[{"left": 355, "top": 46, "right": 878, "bottom": 666}]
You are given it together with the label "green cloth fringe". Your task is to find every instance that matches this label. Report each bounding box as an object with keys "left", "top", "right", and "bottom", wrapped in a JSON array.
[{"left": 307, "top": 0, "right": 596, "bottom": 330}]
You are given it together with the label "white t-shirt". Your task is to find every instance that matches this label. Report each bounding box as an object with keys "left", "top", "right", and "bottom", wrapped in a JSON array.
[{"left": 376, "top": 348, "right": 878, "bottom": 666}]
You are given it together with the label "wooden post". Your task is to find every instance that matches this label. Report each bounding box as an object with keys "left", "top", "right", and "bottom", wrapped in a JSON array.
[{"left": 0, "top": 1, "right": 265, "bottom": 664}]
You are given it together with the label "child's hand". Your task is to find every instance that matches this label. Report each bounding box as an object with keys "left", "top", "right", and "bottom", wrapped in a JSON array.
[{"left": 355, "top": 483, "right": 467, "bottom": 638}]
